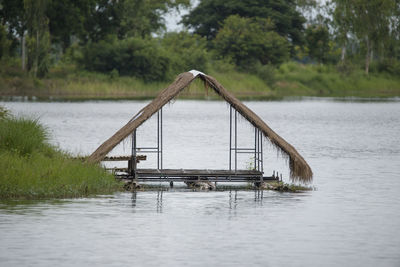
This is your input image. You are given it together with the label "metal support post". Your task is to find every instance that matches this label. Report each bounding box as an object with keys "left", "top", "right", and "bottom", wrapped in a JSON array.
[
  {"left": 257, "top": 130, "right": 260, "bottom": 171},
  {"left": 157, "top": 111, "right": 160, "bottom": 170},
  {"left": 160, "top": 107, "right": 163, "bottom": 170},
  {"left": 131, "top": 130, "right": 137, "bottom": 178},
  {"left": 260, "top": 132, "right": 264, "bottom": 173},
  {"left": 229, "top": 106, "right": 232, "bottom": 171},
  {"left": 254, "top": 128, "right": 257, "bottom": 170},
  {"left": 235, "top": 110, "right": 237, "bottom": 172}
]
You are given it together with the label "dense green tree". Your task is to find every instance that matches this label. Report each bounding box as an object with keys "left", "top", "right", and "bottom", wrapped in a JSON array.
[
  {"left": 213, "top": 15, "right": 289, "bottom": 67},
  {"left": 46, "top": 0, "right": 95, "bottom": 51},
  {"left": 0, "top": 0, "right": 25, "bottom": 36},
  {"left": 331, "top": 0, "right": 398, "bottom": 74},
  {"left": 0, "top": 24, "right": 11, "bottom": 59},
  {"left": 0, "top": 0, "right": 191, "bottom": 77},
  {"left": 83, "top": 0, "right": 190, "bottom": 42},
  {"left": 1, "top": 0, "right": 191, "bottom": 49},
  {"left": 161, "top": 31, "right": 209, "bottom": 74},
  {"left": 81, "top": 36, "right": 170, "bottom": 81},
  {"left": 0, "top": 0, "right": 25, "bottom": 54},
  {"left": 81, "top": 0, "right": 124, "bottom": 42},
  {"left": 120, "top": 0, "right": 190, "bottom": 38},
  {"left": 182, "top": 0, "right": 305, "bottom": 45},
  {"left": 24, "top": 0, "right": 50, "bottom": 77},
  {"left": 82, "top": 31, "right": 209, "bottom": 81},
  {"left": 305, "top": 24, "right": 330, "bottom": 64},
  {"left": 330, "top": 1, "right": 351, "bottom": 63}
]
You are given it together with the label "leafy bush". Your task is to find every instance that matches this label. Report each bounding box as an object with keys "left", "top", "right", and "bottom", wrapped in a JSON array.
[
  {"left": 0, "top": 24, "right": 11, "bottom": 60},
  {"left": 81, "top": 36, "right": 170, "bottom": 81},
  {"left": 81, "top": 33, "right": 212, "bottom": 81},
  {"left": 305, "top": 24, "right": 330, "bottom": 64},
  {"left": 277, "top": 61, "right": 302, "bottom": 74},
  {"left": 336, "top": 61, "right": 356, "bottom": 75},
  {"left": 0, "top": 106, "right": 9, "bottom": 119},
  {"left": 373, "top": 59, "right": 400, "bottom": 76},
  {"left": 161, "top": 31, "right": 209, "bottom": 76},
  {"left": 0, "top": 117, "right": 49, "bottom": 156},
  {"left": 255, "top": 64, "right": 276, "bottom": 85},
  {"left": 60, "top": 43, "right": 83, "bottom": 65},
  {"left": 213, "top": 15, "right": 289, "bottom": 67}
]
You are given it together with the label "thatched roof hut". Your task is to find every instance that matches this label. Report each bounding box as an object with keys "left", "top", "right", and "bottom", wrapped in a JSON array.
[{"left": 88, "top": 71, "right": 313, "bottom": 183}]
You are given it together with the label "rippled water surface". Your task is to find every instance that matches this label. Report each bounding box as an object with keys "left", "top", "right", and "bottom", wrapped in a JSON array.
[{"left": 1, "top": 98, "right": 400, "bottom": 266}]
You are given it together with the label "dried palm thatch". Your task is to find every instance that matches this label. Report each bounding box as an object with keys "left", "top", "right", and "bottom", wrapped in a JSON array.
[{"left": 87, "top": 71, "right": 313, "bottom": 183}]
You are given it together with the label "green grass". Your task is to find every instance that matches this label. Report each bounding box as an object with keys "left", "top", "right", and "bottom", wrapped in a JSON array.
[
  {"left": 273, "top": 62, "right": 400, "bottom": 97},
  {"left": 0, "top": 114, "right": 121, "bottom": 199},
  {"left": 1, "top": 60, "right": 400, "bottom": 100},
  {"left": 0, "top": 63, "right": 274, "bottom": 100},
  {"left": 0, "top": 106, "right": 9, "bottom": 118},
  {"left": 0, "top": 117, "right": 49, "bottom": 156}
]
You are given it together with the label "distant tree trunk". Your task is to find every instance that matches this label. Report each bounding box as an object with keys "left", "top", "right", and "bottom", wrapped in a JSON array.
[
  {"left": 380, "top": 43, "right": 384, "bottom": 61},
  {"left": 25, "top": 0, "right": 50, "bottom": 78},
  {"left": 21, "top": 33, "right": 26, "bottom": 71},
  {"left": 365, "top": 38, "right": 371, "bottom": 75},
  {"left": 341, "top": 44, "right": 346, "bottom": 62},
  {"left": 34, "top": 30, "right": 39, "bottom": 77},
  {"left": 370, "top": 47, "right": 373, "bottom": 62}
]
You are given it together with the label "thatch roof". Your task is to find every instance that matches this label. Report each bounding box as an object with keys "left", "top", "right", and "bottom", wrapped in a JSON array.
[{"left": 87, "top": 71, "right": 313, "bottom": 183}]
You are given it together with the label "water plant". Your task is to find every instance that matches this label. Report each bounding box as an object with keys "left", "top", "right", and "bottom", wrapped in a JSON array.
[
  {"left": 0, "top": 114, "right": 121, "bottom": 199},
  {"left": 0, "top": 106, "right": 8, "bottom": 118},
  {"left": 261, "top": 181, "right": 313, "bottom": 192}
]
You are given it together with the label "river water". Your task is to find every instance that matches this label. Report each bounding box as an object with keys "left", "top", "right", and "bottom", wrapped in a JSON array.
[{"left": 1, "top": 98, "right": 400, "bottom": 266}]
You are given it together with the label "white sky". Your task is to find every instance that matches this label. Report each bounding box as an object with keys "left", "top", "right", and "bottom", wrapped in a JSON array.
[{"left": 164, "top": 0, "right": 198, "bottom": 32}]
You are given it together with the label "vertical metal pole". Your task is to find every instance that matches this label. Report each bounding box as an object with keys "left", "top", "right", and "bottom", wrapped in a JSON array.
[
  {"left": 133, "top": 130, "right": 137, "bottom": 157},
  {"left": 158, "top": 112, "right": 160, "bottom": 170},
  {"left": 229, "top": 106, "right": 232, "bottom": 171},
  {"left": 254, "top": 127, "right": 258, "bottom": 169},
  {"left": 131, "top": 130, "right": 137, "bottom": 177},
  {"left": 255, "top": 128, "right": 258, "bottom": 171},
  {"left": 132, "top": 131, "right": 136, "bottom": 158},
  {"left": 258, "top": 130, "right": 261, "bottom": 171},
  {"left": 160, "top": 107, "right": 163, "bottom": 170},
  {"left": 260, "top": 132, "right": 264, "bottom": 173},
  {"left": 235, "top": 110, "right": 237, "bottom": 172}
]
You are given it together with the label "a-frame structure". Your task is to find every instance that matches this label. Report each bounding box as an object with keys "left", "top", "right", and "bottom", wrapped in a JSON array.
[{"left": 88, "top": 71, "right": 313, "bottom": 183}]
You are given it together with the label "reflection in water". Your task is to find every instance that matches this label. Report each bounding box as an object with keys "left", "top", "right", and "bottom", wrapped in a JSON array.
[
  {"left": 131, "top": 191, "right": 137, "bottom": 207},
  {"left": 254, "top": 189, "right": 264, "bottom": 203},
  {"left": 156, "top": 190, "right": 163, "bottom": 213},
  {"left": 1, "top": 99, "right": 400, "bottom": 267},
  {"left": 128, "top": 189, "right": 269, "bottom": 213},
  {"left": 128, "top": 189, "right": 270, "bottom": 214},
  {"left": 228, "top": 190, "right": 238, "bottom": 210}
]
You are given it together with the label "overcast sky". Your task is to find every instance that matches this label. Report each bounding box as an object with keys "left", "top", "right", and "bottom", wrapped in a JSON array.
[{"left": 164, "top": 0, "right": 199, "bottom": 32}]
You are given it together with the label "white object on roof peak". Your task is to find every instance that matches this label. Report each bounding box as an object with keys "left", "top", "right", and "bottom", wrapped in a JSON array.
[{"left": 189, "top": 70, "right": 205, "bottom": 77}]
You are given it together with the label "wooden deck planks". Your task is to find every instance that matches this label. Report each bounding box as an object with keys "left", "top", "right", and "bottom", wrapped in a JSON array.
[{"left": 110, "top": 168, "right": 278, "bottom": 182}]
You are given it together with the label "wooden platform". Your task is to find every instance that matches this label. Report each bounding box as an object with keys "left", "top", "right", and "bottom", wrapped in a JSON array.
[{"left": 112, "top": 168, "right": 279, "bottom": 183}]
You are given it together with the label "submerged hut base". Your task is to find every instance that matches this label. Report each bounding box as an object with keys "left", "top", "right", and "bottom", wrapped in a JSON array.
[
  {"left": 257, "top": 181, "right": 313, "bottom": 192},
  {"left": 123, "top": 180, "right": 142, "bottom": 191},
  {"left": 185, "top": 181, "right": 216, "bottom": 191},
  {"left": 120, "top": 179, "right": 312, "bottom": 193}
]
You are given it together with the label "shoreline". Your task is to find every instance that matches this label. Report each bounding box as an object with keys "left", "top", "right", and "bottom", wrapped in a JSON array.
[
  {"left": 1, "top": 94, "right": 399, "bottom": 103},
  {"left": 2, "top": 63, "right": 400, "bottom": 101}
]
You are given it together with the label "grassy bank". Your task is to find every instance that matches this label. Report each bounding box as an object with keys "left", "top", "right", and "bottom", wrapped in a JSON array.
[
  {"left": 1, "top": 61, "right": 399, "bottom": 100},
  {"left": 0, "top": 111, "right": 121, "bottom": 199},
  {"left": 273, "top": 62, "right": 400, "bottom": 97}
]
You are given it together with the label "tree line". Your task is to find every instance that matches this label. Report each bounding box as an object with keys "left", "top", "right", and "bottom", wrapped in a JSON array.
[{"left": 0, "top": 0, "right": 399, "bottom": 80}]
